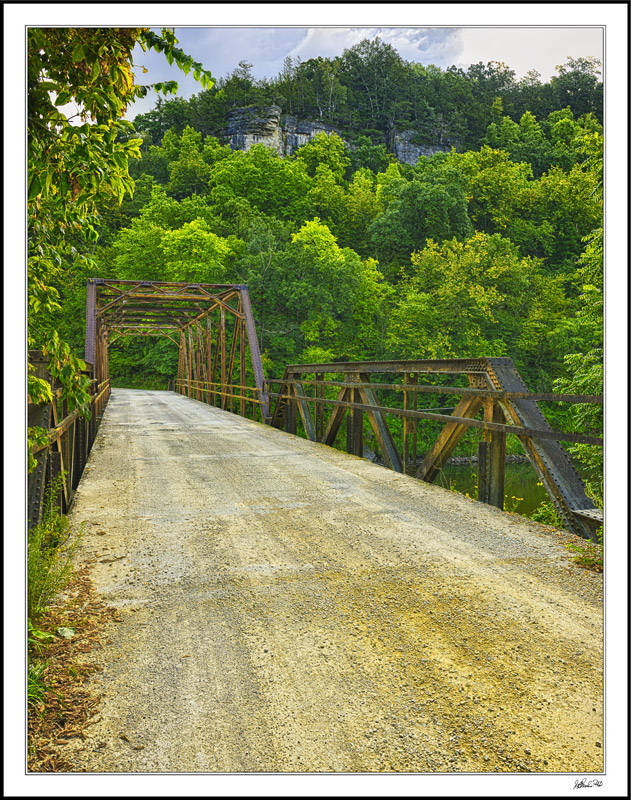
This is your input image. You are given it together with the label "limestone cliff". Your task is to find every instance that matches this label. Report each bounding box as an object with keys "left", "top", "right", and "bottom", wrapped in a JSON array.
[
  {"left": 391, "top": 131, "right": 452, "bottom": 164},
  {"left": 226, "top": 105, "right": 453, "bottom": 165},
  {"left": 226, "top": 105, "right": 285, "bottom": 155}
]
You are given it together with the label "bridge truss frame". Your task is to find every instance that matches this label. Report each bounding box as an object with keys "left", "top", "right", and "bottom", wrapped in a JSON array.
[
  {"left": 267, "top": 358, "right": 603, "bottom": 541},
  {"left": 80, "top": 280, "right": 602, "bottom": 541},
  {"left": 85, "top": 278, "right": 269, "bottom": 419}
]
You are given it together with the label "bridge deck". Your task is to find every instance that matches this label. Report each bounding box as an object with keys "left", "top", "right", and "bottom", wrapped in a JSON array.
[{"left": 63, "top": 389, "right": 602, "bottom": 773}]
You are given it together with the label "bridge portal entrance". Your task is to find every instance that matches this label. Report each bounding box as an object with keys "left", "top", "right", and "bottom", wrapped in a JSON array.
[{"left": 85, "top": 279, "right": 269, "bottom": 419}]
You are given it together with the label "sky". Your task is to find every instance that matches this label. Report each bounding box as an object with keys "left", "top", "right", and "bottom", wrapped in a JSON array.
[{"left": 126, "top": 25, "right": 604, "bottom": 119}]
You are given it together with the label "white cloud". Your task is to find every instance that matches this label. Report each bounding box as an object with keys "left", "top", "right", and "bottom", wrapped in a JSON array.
[
  {"left": 456, "top": 27, "right": 603, "bottom": 81},
  {"left": 125, "top": 25, "right": 604, "bottom": 119}
]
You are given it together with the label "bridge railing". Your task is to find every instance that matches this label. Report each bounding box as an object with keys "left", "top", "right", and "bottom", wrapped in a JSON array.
[
  {"left": 173, "top": 378, "right": 266, "bottom": 421},
  {"left": 266, "top": 358, "right": 603, "bottom": 541},
  {"left": 28, "top": 351, "right": 111, "bottom": 529}
]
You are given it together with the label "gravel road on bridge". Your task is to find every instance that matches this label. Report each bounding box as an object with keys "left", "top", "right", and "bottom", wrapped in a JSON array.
[{"left": 61, "top": 389, "right": 603, "bottom": 773}]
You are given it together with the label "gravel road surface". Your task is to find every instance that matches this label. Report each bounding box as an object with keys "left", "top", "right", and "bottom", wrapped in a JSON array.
[{"left": 62, "top": 389, "right": 603, "bottom": 773}]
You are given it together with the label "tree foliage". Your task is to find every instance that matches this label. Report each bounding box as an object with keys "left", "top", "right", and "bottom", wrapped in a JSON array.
[{"left": 27, "top": 27, "right": 214, "bottom": 466}]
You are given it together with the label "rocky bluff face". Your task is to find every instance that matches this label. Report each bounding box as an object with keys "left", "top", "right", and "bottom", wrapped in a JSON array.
[
  {"left": 226, "top": 105, "right": 340, "bottom": 157},
  {"left": 226, "top": 105, "right": 452, "bottom": 164},
  {"left": 391, "top": 131, "right": 451, "bottom": 164}
]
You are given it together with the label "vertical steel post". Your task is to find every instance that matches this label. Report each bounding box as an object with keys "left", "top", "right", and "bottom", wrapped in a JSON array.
[
  {"left": 477, "top": 440, "right": 490, "bottom": 504},
  {"left": 210, "top": 321, "right": 219, "bottom": 407},
  {"left": 239, "top": 286, "right": 268, "bottom": 420},
  {"left": 85, "top": 280, "right": 96, "bottom": 366},
  {"left": 195, "top": 322, "right": 202, "bottom": 401},
  {"left": 220, "top": 308, "right": 226, "bottom": 410},
  {"left": 488, "top": 401, "right": 506, "bottom": 510},
  {"left": 211, "top": 315, "right": 213, "bottom": 403},
  {"left": 187, "top": 327, "right": 194, "bottom": 398},
  {"left": 285, "top": 374, "right": 297, "bottom": 435},
  {"left": 478, "top": 400, "right": 506, "bottom": 510},
  {"left": 316, "top": 373, "right": 324, "bottom": 441},
  {"left": 347, "top": 372, "right": 363, "bottom": 457},
  {"left": 227, "top": 314, "right": 239, "bottom": 414},
  {"left": 240, "top": 315, "right": 246, "bottom": 418},
  {"left": 411, "top": 373, "right": 418, "bottom": 472},
  {"left": 403, "top": 372, "right": 409, "bottom": 474}
]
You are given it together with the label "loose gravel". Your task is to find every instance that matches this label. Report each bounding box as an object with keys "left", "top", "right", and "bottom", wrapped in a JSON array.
[{"left": 58, "top": 389, "right": 603, "bottom": 773}]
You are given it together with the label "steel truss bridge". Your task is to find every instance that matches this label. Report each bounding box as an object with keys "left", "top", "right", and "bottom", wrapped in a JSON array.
[{"left": 29, "top": 279, "right": 603, "bottom": 541}]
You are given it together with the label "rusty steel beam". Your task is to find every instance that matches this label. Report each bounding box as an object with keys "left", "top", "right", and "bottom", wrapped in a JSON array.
[
  {"left": 322, "top": 386, "right": 353, "bottom": 447},
  {"left": 416, "top": 374, "right": 486, "bottom": 483},
  {"left": 240, "top": 309, "right": 246, "bottom": 418},
  {"left": 357, "top": 373, "right": 402, "bottom": 473},
  {"left": 285, "top": 358, "right": 492, "bottom": 375},
  {"left": 239, "top": 285, "right": 268, "bottom": 420},
  {"left": 265, "top": 378, "right": 602, "bottom": 404},
  {"left": 220, "top": 308, "right": 226, "bottom": 409},
  {"left": 347, "top": 372, "right": 363, "bottom": 458},
  {"left": 227, "top": 316, "right": 239, "bottom": 413},
  {"left": 269, "top": 389, "right": 603, "bottom": 447},
  {"left": 292, "top": 379, "right": 317, "bottom": 442},
  {"left": 483, "top": 358, "right": 602, "bottom": 541},
  {"left": 85, "top": 280, "right": 97, "bottom": 365}
]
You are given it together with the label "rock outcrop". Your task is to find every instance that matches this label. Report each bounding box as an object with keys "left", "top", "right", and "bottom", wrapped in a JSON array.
[
  {"left": 226, "top": 105, "right": 454, "bottom": 165},
  {"left": 391, "top": 131, "right": 452, "bottom": 164},
  {"left": 226, "top": 106, "right": 342, "bottom": 157},
  {"left": 282, "top": 116, "right": 340, "bottom": 156},
  {"left": 226, "top": 105, "right": 285, "bottom": 155}
]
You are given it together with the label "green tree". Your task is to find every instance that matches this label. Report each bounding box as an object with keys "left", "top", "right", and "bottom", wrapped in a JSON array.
[
  {"left": 207, "top": 144, "right": 311, "bottom": 222},
  {"left": 27, "top": 26, "right": 214, "bottom": 464},
  {"left": 554, "top": 133, "right": 603, "bottom": 497},
  {"left": 167, "top": 126, "right": 212, "bottom": 198},
  {"left": 339, "top": 37, "right": 407, "bottom": 132},
  {"left": 349, "top": 135, "right": 393, "bottom": 174},
  {"left": 294, "top": 132, "right": 350, "bottom": 183},
  {"left": 160, "top": 219, "right": 235, "bottom": 283},
  {"left": 368, "top": 173, "right": 473, "bottom": 278},
  {"left": 385, "top": 232, "right": 568, "bottom": 383}
]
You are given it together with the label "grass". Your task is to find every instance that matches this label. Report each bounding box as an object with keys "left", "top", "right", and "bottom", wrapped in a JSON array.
[
  {"left": 28, "top": 476, "right": 83, "bottom": 621},
  {"left": 564, "top": 526, "right": 604, "bottom": 572},
  {"left": 27, "top": 476, "right": 84, "bottom": 747},
  {"left": 28, "top": 659, "right": 49, "bottom": 715}
]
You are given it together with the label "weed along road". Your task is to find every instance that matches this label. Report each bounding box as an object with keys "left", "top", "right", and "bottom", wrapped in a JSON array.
[{"left": 63, "top": 388, "right": 603, "bottom": 773}]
